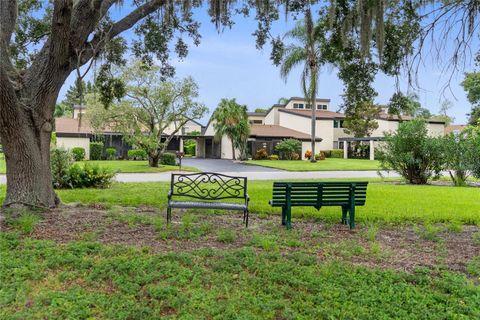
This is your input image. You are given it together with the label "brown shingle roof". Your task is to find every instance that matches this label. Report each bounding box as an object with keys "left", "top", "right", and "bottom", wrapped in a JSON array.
[
  {"left": 55, "top": 117, "right": 94, "bottom": 134},
  {"left": 445, "top": 124, "right": 468, "bottom": 134},
  {"left": 250, "top": 124, "right": 321, "bottom": 141}
]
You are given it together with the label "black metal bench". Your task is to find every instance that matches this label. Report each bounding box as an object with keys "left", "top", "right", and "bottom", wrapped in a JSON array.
[
  {"left": 269, "top": 181, "right": 368, "bottom": 229},
  {"left": 167, "top": 172, "right": 250, "bottom": 226}
]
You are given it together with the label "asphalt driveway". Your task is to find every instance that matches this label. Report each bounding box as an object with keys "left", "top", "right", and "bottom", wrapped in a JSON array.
[{"left": 181, "top": 158, "right": 281, "bottom": 172}]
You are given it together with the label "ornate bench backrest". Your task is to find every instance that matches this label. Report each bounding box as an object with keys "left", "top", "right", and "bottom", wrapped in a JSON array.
[{"left": 170, "top": 172, "right": 247, "bottom": 200}]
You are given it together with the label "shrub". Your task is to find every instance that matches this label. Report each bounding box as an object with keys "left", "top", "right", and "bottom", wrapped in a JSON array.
[
  {"left": 304, "top": 149, "right": 312, "bottom": 160},
  {"left": 90, "top": 142, "right": 103, "bottom": 160},
  {"left": 66, "top": 163, "right": 115, "bottom": 189},
  {"left": 379, "top": 119, "right": 444, "bottom": 184},
  {"left": 315, "top": 152, "right": 326, "bottom": 161},
  {"left": 50, "top": 148, "right": 74, "bottom": 188},
  {"left": 275, "top": 139, "right": 301, "bottom": 160},
  {"left": 128, "top": 149, "right": 147, "bottom": 160},
  {"left": 71, "top": 147, "right": 86, "bottom": 161},
  {"left": 268, "top": 154, "right": 279, "bottom": 160},
  {"left": 255, "top": 148, "right": 268, "bottom": 160},
  {"left": 106, "top": 147, "right": 117, "bottom": 160},
  {"left": 331, "top": 149, "right": 343, "bottom": 158},
  {"left": 160, "top": 152, "right": 176, "bottom": 166},
  {"left": 184, "top": 143, "right": 196, "bottom": 156},
  {"left": 292, "top": 152, "right": 300, "bottom": 160},
  {"left": 322, "top": 150, "right": 331, "bottom": 158}
]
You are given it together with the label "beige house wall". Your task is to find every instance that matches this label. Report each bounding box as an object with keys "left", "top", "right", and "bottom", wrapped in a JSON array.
[
  {"left": 264, "top": 106, "right": 281, "bottom": 125},
  {"left": 57, "top": 137, "right": 91, "bottom": 159},
  {"left": 301, "top": 141, "right": 324, "bottom": 160},
  {"left": 284, "top": 98, "right": 331, "bottom": 110},
  {"left": 196, "top": 138, "right": 205, "bottom": 158},
  {"left": 427, "top": 123, "right": 445, "bottom": 136},
  {"left": 248, "top": 115, "right": 265, "bottom": 124},
  {"left": 220, "top": 135, "right": 241, "bottom": 160},
  {"left": 163, "top": 120, "right": 202, "bottom": 135}
]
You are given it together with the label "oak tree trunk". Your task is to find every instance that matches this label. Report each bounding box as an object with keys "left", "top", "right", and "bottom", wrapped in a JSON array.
[
  {"left": 0, "top": 100, "right": 59, "bottom": 208},
  {"left": 149, "top": 154, "right": 160, "bottom": 167}
]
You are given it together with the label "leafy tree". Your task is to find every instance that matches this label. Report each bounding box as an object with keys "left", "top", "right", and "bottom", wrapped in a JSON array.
[
  {"left": 212, "top": 99, "right": 250, "bottom": 161},
  {"left": 88, "top": 62, "right": 207, "bottom": 167},
  {"left": 462, "top": 71, "right": 480, "bottom": 125},
  {"left": 379, "top": 119, "right": 444, "bottom": 184},
  {"left": 434, "top": 100, "right": 455, "bottom": 126},
  {"left": 63, "top": 80, "right": 95, "bottom": 107},
  {"left": 54, "top": 103, "right": 73, "bottom": 118},
  {"left": 254, "top": 108, "right": 268, "bottom": 113},
  {"left": 277, "top": 97, "right": 289, "bottom": 105},
  {"left": 443, "top": 132, "right": 477, "bottom": 186},
  {"left": 387, "top": 92, "right": 421, "bottom": 119},
  {"left": 280, "top": 8, "right": 326, "bottom": 162}
]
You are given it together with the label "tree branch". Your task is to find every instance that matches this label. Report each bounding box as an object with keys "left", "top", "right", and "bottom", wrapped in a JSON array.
[{"left": 0, "top": 0, "right": 18, "bottom": 76}]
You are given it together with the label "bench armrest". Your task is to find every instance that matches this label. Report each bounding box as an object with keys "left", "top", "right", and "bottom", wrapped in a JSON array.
[
  {"left": 167, "top": 190, "right": 172, "bottom": 199},
  {"left": 245, "top": 194, "right": 250, "bottom": 203}
]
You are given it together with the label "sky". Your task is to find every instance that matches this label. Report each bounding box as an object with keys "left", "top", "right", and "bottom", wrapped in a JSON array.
[{"left": 58, "top": 4, "right": 476, "bottom": 125}]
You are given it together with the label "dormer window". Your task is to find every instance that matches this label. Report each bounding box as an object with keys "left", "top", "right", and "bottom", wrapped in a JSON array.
[
  {"left": 317, "top": 104, "right": 328, "bottom": 110},
  {"left": 293, "top": 103, "right": 304, "bottom": 109}
]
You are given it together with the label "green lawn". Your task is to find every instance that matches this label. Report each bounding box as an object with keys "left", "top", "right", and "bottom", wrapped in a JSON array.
[
  {"left": 0, "top": 158, "right": 197, "bottom": 174},
  {"left": 244, "top": 158, "right": 381, "bottom": 171},
  {"left": 9, "top": 180, "right": 476, "bottom": 225},
  {"left": 78, "top": 160, "right": 198, "bottom": 173}
]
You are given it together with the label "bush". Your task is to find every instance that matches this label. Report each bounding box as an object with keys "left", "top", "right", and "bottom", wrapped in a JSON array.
[
  {"left": 66, "top": 163, "right": 115, "bottom": 189},
  {"left": 160, "top": 152, "right": 176, "bottom": 166},
  {"left": 90, "top": 142, "right": 103, "bottom": 160},
  {"left": 128, "top": 149, "right": 147, "bottom": 160},
  {"left": 443, "top": 129, "right": 480, "bottom": 186},
  {"left": 292, "top": 152, "right": 300, "bottom": 160},
  {"left": 322, "top": 150, "right": 331, "bottom": 158},
  {"left": 331, "top": 149, "right": 343, "bottom": 158},
  {"left": 51, "top": 148, "right": 74, "bottom": 188},
  {"left": 315, "top": 152, "right": 326, "bottom": 161},
  {"left": 71, "top": 147, "right": 86, "bottom": 161},
  {"left": 106, "top": 147, "right": 117, "bottom": 160},
  {"left": 379, "top": 119, "right": 444, "bottom": 184},
  {"left": 304, "top": 149, "right": 312, "bottom": 160},
  {"left": 184, "top": 143, "right": 196, "bottom": 156},
  {"left": 255, "top": 148, "right": 268, "bottom": 160},
  {"left": 275, "top": 139, "right": 302, "bottom": 160},
  {"left": 268, "top": 154, "right": 279, "bottom": 160}
]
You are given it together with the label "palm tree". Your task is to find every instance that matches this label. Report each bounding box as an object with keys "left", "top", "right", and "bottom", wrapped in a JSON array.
[
  {"left": 212, "top": 98, "right": 250, "bottom": 160},
  {"left": 280, "top": 7, "right": 324, "bottom": 162}
]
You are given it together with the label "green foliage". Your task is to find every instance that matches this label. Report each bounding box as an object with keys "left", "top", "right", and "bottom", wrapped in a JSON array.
[
  {"left": 212, "top": 98, "right": 250, "bottom": 160},
  {"left": 128, "top": 149, "right": 147, "bottom": 160},
  {"left": 216, "top": 229, "right": 236, "bottom": 243},
  {"left": 50, "top": 148, "right": 74, "bottom": 189},
  {"left": 443, "top": 132, "right": 477, "bottom": 186},
  {"left": 63, "top": 164, "right": 115, "bottom": 189},
  {"left": 387, "top": 92, "right": 421, "bottom": 118},
  {"left": 462, "top": 71, "right": 480, "bottom": 125},
  {"left": 379, "top": 119, "right": 444, "bottom": 184},
  {"left": 254, "top": 108, "right": 268, "bottom": 113},
  {"left": 254, "top": 148, "right": 268, "bottom": 160},
  {"left": 71, "top": 147, "right": 86, "bottom": 161},
  {"left": 331, "top": 149, "right": 344, "bottom": 158},
  {"left": 89, "top": 142, "right": 104, "bottom": 160},
  {"left": 160, "top": 153, "right": 176, "bottom": 166},
  {"left": 105, "top": 148, "right": 117, "bottom": 160},
  {"left": 6, "top": 211, "right": 41, "bottom": 235},
  {"left": 414, "top": 223, "right": 443, "bottom": 242},
  {"left": 54, "top": 102, "right": 73, "bottom": 118},
  {"left": 275, "top": 139, "right": 302, "bottom": 160}
]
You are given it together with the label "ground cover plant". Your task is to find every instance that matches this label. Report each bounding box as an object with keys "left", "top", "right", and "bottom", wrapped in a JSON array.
[
  {"left": 1, "top": 203, "right": 479, "bottom": 319},
  {"left": 244, "top": 158, "right": 381, "bottom": 171}
]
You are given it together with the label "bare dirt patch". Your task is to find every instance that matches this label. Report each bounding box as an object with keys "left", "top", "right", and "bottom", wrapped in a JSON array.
[{"left": 3, "top": 204, "right": 479, "bottom": 274}]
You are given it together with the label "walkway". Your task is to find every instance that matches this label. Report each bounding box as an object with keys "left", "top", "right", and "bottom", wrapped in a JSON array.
[
  {"left": 115, "top": 170, "right": 399, "bottom": 183},
  {"left": 181, "top": 158, "right": 280, "bottom": 172}
]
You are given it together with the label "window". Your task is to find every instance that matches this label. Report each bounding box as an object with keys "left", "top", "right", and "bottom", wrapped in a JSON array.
[
  {"left": 317, "top": 104, "right": 327, "bottom": 110},
  {"left": 305, "top": 104, "right": 312, "bottom": 109},
  {"left": 334, "top": 120, "right": 345, "bottom": 128},
  {"left": 249, "top": 120, "right": 263, "bottom": 124},
  {"left": 293, "top": 103, "right": 304, "bottom": 109}
]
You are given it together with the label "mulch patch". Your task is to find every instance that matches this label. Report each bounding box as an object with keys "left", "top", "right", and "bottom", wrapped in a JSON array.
[{"left": 2, "top": 204, "right": 479, "bottom": 274}]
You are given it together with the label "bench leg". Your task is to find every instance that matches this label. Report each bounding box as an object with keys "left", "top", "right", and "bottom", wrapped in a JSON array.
[
  {"left": 281, "top": 207, "right": 286, "bottom": 226},
  {"left": 341, "top": 206, "right": 348, "bottom": 225},
  {"left": 349, "top": 205, "right": 355, "bottom": 229},
  {"left": 286, "top": 206, "right": 292, "bottom": 230},
  {"left": 167, "top": 207, "right": 172, "bottom": 223},
  {"left": 244, "top": 210, "right": 249, "bottom": 228}
]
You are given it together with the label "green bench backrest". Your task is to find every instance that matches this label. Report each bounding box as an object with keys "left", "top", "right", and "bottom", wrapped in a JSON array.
[{"left": 271, "top": 182, "right": 368, "bottom": 207}]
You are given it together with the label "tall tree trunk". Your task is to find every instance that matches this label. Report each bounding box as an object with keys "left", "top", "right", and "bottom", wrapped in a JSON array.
[
  {"left": 149, "top": 155, "right": 160, "bottom": 167},
  {"left": 0, "top": 101, "right": 59, "bottom": 208},
  {"left": 231, "top": 138, "right": 236, "bottom": 160}
]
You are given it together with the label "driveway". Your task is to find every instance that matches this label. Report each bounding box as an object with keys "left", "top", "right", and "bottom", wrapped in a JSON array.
[{"left": 181, "top": 158, "right": 281, "bottom": 172}]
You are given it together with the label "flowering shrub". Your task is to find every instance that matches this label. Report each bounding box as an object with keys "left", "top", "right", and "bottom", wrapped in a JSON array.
[{"left": 304, "top": 149, "right": 312, "bottom": 160}]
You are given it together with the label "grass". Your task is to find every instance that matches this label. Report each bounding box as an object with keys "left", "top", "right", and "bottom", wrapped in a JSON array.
[
  {"left": 18, "top": 180, "right": 477, "bottom": 225},
  {"left": 244, "top": 158, "right": 381, "bottom": 171},
  {"left": 1, "top": 232, "right": 479, "bottom": 319},
  {"left": 0, "top": 157, "right": 197, "bottom": 174}
]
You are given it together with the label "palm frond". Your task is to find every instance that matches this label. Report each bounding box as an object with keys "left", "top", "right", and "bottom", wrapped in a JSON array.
[{"left": 280, "top": 45, "right": 307, "bottom": 80}]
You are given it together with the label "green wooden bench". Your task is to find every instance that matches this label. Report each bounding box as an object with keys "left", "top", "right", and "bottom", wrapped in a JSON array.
[{"left": 269, "top": 181, "right": 368, "bottom": 229}]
